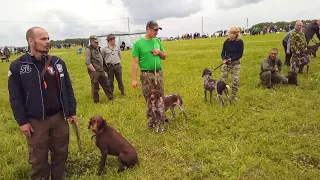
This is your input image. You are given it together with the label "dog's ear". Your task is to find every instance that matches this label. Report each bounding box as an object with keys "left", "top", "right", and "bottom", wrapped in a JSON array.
[{"left": 98, "top": 118, "right": 107, "bottom": 131}]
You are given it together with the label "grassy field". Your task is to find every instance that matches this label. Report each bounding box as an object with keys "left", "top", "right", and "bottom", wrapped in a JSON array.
[{"left": 0, "top": 33, "right": 320, "bottom": 180}]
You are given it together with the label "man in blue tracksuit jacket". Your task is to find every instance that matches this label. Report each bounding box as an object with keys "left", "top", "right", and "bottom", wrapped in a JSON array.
[{"left": 8, "top": 27, "right": 78, "bottom": 180}]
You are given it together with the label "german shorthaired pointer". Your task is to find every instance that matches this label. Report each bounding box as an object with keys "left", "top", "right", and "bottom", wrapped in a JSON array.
[
  {"left": 88, "top": 115, "right": 138, "bottom": 175},
  {"left": 202, "top": 68, "right": 231, "bottom": 106},
  {"left": 291, "top": 55, "right": 310, "bottom": 74},
  {"left": 149, "top": 89, "right": 188, "bottom": 134}
]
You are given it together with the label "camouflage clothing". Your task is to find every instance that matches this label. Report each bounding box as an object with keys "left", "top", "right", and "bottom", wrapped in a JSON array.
[
  {"left": 290, "top": 29, "right": 307, "bottom": 55},
  {"left": 140, "top": 70, "right": 164, "bottom": 127},
  {"left": 221, "top": 61, "right": 240, "bottom": 97},
  {"left": 291, "top": 55, "right": 310, "bottom": 73}
]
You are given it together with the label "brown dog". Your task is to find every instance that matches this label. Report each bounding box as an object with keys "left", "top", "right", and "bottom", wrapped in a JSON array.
[
  {"left": 149, "top": 89, "right": 188, "bottom": 133},
  {"left": 88, "top": 115, "right": 138, "bottom": 175}
]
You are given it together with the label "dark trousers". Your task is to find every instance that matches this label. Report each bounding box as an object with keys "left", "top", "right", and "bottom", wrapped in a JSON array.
[
  {"left": 282, "top": 40, "right": 292, "bottom": 66},
  {"left": 26, "top": 112, "right": 69, "bottom": 180},
  {"left": 88, "top": 70, "right": 113, "bottom": 103},
  {"left": 260, "top": 71, "right": 288, "bottom": 88},
  {"left": 106, "top": 64, "right": 124, "bottom": 94}
]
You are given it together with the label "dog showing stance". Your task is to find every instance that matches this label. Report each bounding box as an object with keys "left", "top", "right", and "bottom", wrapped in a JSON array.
[
  {"left": 149, "top": 89, "right": 188, "bottom": 134},
  {"left": 88, "top": 115, "right": 138, "bottom": 175},
  {"left": 286, "top": 71, "right": 298, "bottom": 86},
  {"left": 307, "top": 43, "right": 320, "bottom": 58},
  {"left": 202, "top": 68, "right": 231, "bottom": 106}
]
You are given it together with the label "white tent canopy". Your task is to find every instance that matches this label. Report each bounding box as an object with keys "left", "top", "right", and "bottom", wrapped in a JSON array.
[{"left": 95, "top": 31, "right": 145, "bottom": 49}]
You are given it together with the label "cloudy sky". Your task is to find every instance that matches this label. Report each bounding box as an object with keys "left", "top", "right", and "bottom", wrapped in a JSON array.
[{"left": 0, "top": 0, "right": 318, "bottom": 47}]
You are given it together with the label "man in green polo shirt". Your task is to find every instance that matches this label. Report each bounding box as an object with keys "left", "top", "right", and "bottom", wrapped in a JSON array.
[{"left": 131, "top": 20, "right": 167, "bottom": 129}]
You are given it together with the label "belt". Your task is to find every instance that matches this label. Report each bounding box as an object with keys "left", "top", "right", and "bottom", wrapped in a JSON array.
[
  {"left": 106, "top": 63, "right": 120, "bottom": 66},
  {"left": 141, "top": 68, "right": 162, "bottom": 73}
]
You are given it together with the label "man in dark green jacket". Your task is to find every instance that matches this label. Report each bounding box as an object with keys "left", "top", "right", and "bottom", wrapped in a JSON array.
[{"left": 260, "top": 48, "right": 288, "bottom": 89}]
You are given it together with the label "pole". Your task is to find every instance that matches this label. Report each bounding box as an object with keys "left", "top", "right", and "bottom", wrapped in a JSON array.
[
  {"left": 246, "top": 18, "right": 249, "bottom": 33},
  {"left": 127, "top": 17, "right": 130, "bottom": 34},
  {"left": 201, "top": 17, "right": 204, "bottom": 36}
]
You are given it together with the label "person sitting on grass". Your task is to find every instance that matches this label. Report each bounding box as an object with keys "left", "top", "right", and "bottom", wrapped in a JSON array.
[{"left": 260, "top": 48, "right": 288, "bottom": 89}]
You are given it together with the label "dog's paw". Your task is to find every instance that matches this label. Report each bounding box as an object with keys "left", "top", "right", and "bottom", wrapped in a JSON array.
[{"left": 117, "top": 167, "right": 125, "bottom": 173}]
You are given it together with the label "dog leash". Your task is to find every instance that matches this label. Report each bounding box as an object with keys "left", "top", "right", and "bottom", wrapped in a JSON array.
[
  {"left": 153, "top": 39, "right": 159, "bottom": 85},
  {"left": 68, "top": 118, "right": 82, "bottom": 151}
]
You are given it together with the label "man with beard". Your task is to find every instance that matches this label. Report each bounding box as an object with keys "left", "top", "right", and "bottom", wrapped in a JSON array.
[{"left": 8, "top": 27, "right": 78, "bottom": 180}]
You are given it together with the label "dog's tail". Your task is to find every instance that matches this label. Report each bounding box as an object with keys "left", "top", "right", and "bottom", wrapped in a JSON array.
[{"left": 226, "top": 85, "right": 230, "bottom": 90}]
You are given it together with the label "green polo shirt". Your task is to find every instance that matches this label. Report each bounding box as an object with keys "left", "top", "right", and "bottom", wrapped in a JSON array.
[{"left": 131, "top": 37, "right": 165, "bottom": 71}]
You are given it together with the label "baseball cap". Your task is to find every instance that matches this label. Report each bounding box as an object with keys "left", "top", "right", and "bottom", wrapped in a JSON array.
[
  {"left": 107, "top": 34, "right": 116, "bottom": 41},
  {"left": 89, "top": 35, "right": 99, "bottom": 42},
  {"left": 146, "top": 20, "right": 162, "bottom": 30}
]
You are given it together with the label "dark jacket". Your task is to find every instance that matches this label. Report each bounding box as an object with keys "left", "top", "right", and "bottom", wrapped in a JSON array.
[
  {"left": 305, "top": 22, "right": 320, "bottom": 40},
  {"left": 221, "top": 38, "right": 244, "bottom": 62},
  {"left": 8, "top": 53, "right": 76, "bottom": 126},
  {"left": 85, "top": 45, "right": 105, "bottom": 72}
]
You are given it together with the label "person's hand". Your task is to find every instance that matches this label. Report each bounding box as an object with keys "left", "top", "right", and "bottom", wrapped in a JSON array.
[
  {"left": 20, "top": 123, "right": 34, "bottom": 138},
  {"left": 286, "top": 50, "right": 290, "bottom": 54},
  {"left": 296, "top": 50, "right": 300, "bottom": 54},
  {"left": 151, "top": 49, "right": 161, "bottom": 56},
  {"left": 132, "top": 80, "right": 139, "bottom": 88},
  {"left": 68, "top": 115, "right": 78, "bottom": 124},
  {"left": 275, "top": 68, "right": 279, "bottom": 72}
]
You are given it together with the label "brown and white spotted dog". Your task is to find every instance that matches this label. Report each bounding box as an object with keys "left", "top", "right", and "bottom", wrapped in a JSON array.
[
  {"left": 149, "top": 89, "right": 188, "bottom": 134},
  {"left": 202, "top": 68, "right": 231, "bottom": 106},
  {"left": 291, "top": 55, "right": 311, "bottom": 74}
]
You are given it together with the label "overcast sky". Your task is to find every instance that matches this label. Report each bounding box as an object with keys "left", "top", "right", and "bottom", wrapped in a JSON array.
[{"left": 0, "top": 0, "right": 318, "bottom": 47}]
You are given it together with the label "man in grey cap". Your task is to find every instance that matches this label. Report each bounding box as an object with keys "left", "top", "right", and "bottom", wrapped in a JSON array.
[
  {"left": 101, "top": 34, "right": 125, "bottom": 95},
  {"left": 131, "top": 20, "right": 166, "bottom": 128},
  {"left": 85, "top": 35, "right": 113, "bottom": 103}
]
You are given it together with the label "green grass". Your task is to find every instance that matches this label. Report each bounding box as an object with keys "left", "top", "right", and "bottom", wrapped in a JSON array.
[{"left": 1, "top": 33, "right": 320, "bottom": 180}]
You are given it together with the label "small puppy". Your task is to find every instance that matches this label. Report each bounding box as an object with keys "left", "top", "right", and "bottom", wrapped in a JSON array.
[
  {"left": 88, "top": 115, "right": 138, "bottom": 175},
  {"left": 202, "top": 68, "right": 231, "bottom": 106},
  {"left": 149, "top": 89, "right": 188, "bottom": 133},
  {"left": 286, "top": 71, "right": 298, "bottom": 86}
]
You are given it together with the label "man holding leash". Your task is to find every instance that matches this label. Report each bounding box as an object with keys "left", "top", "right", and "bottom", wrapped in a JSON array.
[
  {"left": 260, "top": 48, "right": 288, "bottom": 89},
  {"left": 131, "top": 20, "right": 166, "bottom": 129},
  {"left": 101, "top": 34, "right": 125, "bottom": 95},
  {"left": 220, "top": 27, "right": 244, "bottom": 101},
  {"left": 290, "top": 21, "right": 309, "bottom": 74},
  {"left": 8, "top": 27, "right": 78, "bottom": 180}
]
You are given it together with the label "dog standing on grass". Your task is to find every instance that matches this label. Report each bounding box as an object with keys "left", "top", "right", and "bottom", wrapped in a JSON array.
[
  {"left": 202, "top": 68, "right": 231, "bottom": 106},
  {"left": 307, "top": 43, "right": 320, "bottom": 58},
  {"left": 149, "top": 89, "right": 188, "bottom": 134}
]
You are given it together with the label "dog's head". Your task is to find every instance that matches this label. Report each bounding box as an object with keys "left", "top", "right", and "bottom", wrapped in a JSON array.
[
  {"left": 88, "top": 115, "right": 107, "bottom": 134},
  {"left": 202, "top": 68, "right": 212, "bottom": 77},
  {"left": 149, "top": 89, "right": 163, "bottom": 103},
  {"left": 287, "top": 71, "right": 298, "bottom": 85}
]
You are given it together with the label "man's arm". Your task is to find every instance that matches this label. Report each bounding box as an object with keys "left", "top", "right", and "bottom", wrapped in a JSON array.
[
  {"left": 262, "top": 59, "right": 273, "bottom": 72},
  {"left": 61, "top": 60, "right": 77, "bottom": 117},
  {"left": 132, "top": 57, "right": 139, "bottom": 88},
  {"left": 101, "top": 47, "right": 106, "bottom": 60},
  {"left": 85, "top": 48, "right": 96, "bottom": 71},
  {"left": 221, "top": 41, "right": 227, "bottom": 60},
  {"left": 8, "top": 62, "right": 28, "bottom": 126},
  {"left": 118, "top": 46, "right": 122, "bottom": 60}
]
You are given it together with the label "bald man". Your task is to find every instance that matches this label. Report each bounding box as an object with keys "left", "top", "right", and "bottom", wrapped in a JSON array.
[
  {"left": 289, "top": 21, "right": 309, "bottom": 73},
  {"left": 8, "top": 27, "right": 78, "bottom": 180}
]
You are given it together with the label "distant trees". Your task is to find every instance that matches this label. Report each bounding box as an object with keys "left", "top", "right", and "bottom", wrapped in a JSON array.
[
  {"left": 250, "top": 19, "right": 317, "bottom": 32},
  {"left": 50, "top": 38, "right": 89, "bottom": 46}
]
